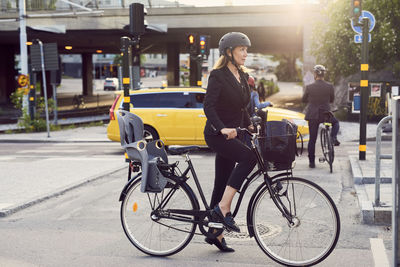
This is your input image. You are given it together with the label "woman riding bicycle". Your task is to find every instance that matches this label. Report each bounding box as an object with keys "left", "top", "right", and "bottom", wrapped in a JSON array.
[{"left": 203, "top": 32, "right": 257, "bottom": 252}]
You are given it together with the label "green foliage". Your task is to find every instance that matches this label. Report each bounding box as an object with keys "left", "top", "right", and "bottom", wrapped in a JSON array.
[
  {"left": 311, "top": 0, "right": 400, "bottom": 83},
  {"left": 272, "top": 53, "right": 302, "bottom": 82},
  {"left": 10, "top": 89, "right": 55, "bottom": 132}
]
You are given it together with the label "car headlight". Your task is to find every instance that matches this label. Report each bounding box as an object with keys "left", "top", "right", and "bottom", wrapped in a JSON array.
[{"left": 290, "top": 119, "right": 308, "bottom": 127}]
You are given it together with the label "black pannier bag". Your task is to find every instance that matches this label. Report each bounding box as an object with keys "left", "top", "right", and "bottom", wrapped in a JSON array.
[{"left": 258, "top": 120, "right": 298, "bottom": 171}]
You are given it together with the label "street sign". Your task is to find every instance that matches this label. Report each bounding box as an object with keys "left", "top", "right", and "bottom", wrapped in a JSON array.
[
  {"left": 354, "top": 34, "right": 371, "bottom": 43},
  {"left": 351, "top": 10, "right": 375, "bottom": 34},
  {"left": 30, "top": 43, "right": 59, "bottom": 71},
  {"left": 17, "top": 74, "right": 29, "bottom": 87}
]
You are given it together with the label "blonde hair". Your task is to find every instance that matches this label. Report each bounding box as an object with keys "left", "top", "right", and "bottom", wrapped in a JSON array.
[{"left": 213, "top": 55, "right": 247, "bottom": 73}]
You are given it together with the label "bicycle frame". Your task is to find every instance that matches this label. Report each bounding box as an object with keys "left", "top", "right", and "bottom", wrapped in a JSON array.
[{"left": 119, "top": 128, "right": 297, "bottom": 235}]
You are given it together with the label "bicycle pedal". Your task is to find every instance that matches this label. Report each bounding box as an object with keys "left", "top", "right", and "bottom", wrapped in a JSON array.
[
  {"left": 319, "top": 157, "right": 325, "bottom": 163},
  {"left": 208, "top": 222, "right": 224, "bottom": 229}
]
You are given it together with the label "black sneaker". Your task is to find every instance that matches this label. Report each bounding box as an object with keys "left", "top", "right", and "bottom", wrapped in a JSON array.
[
  {"left": 309, "top": 162, "right": 315, "bottom": 168},
  {"left": 333, "top": 139, "right": 340, "bottom": 146}
]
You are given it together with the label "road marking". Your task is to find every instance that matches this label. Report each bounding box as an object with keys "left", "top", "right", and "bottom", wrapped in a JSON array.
[
  {"left": 0, "top": 156, "right": 16, "bottom": 161},
  {"left": 370, "top": 238, "right": 389, "bottom": 267},
  {"left": 16, "top": 150, "right": 86, "bottom": 153}
]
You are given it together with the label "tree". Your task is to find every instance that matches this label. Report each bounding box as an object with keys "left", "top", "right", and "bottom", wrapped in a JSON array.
[
  {"left": 272, "top": 53, "right": 302, "bottom": 82},
  {"left": 311, "top": 0, "right": 400, "bottom": 83}
]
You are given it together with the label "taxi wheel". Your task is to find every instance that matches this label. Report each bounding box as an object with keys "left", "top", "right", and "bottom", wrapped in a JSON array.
[{"left": 144, "top": 125, "right": 159, "bottom": 142}]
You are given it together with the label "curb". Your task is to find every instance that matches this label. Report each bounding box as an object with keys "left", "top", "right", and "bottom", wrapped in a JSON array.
[
  {"left": 354, "top": 184, "right": 374, "bottom": 224},
  {"left": 0, "top": 164, "right": 126, "bottom": 217},
  {"left": 349, "top": 155, "right": 392, "bottom": 185}
]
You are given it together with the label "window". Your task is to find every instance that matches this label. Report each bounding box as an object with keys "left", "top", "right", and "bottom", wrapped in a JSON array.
[
  {"left": 130, "top": 94, "right": 159, "bottom": 108},
  {"left": 158, "top": 93, "right": 192, "bottom": 108},
  {"left": 191, "top": 93, "right": 205, "bottom": 108}
]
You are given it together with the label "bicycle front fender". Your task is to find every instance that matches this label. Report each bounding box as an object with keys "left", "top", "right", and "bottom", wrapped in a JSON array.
[
  {"left": 246, "top": 179, "right": 268, "bottom": 238},
  {"left": 119, "top": 172, "right": 142, "bottom": 202}
]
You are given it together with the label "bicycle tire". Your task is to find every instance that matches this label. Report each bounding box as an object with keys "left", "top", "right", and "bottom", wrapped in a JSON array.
[
  {"left": 320, "top": 128, "right": 334, "bottom": 172},
  {"left": 120, "top": 177, "right": 197, "bottom": 256},
  {"left": 251, "top": 177, "right": 340, "bottom": 266}
]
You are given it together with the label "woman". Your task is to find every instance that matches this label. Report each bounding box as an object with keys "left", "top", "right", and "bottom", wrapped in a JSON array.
[
  {"left": 203, "top": 32, "right": 257, "bottom": 252},
  {"left": 248, "top": 76, "right": 272, "bottom": 116}
]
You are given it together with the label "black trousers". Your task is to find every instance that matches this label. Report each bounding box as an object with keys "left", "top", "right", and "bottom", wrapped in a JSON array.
[
  {"left": 205, "top": 134, "right": 257, "bottom": 208},
  {"left": 307, "top": 116, "right": 339, "bottom": 162}
]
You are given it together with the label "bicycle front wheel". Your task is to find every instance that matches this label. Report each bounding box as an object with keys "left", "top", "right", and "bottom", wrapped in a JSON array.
[
  {"left": 120, "top": 177, "right": 197, "bottom": 256},
  {"left": 251, "top": 177, "right": 340, "bottom": 266}
]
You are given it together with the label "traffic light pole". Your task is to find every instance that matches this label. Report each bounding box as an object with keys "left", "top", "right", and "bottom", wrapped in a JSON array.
[
  {"left": 121, "top": 37, "right": 131, "bottom": 112},
  {"left": 359, "top": 17, "right": 370, "bottom": 160}
]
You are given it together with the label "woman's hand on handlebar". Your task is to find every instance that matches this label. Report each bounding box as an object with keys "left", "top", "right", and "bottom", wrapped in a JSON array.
[{"left": 220, "top": 128, "right": 237, "bottom": 140}]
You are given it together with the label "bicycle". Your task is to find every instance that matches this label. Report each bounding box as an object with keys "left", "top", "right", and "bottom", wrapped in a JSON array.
[
  {"left": 319, "top": 111, "right": 335, "bottom": 173},
  {"left": 118, "top": 110, "right": 340, "bottom": 266},
  {"left": 72, "top": 94, "right": 85, "bottom": 109}
]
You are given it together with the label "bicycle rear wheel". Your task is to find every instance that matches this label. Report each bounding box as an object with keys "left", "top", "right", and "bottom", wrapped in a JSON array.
[
  {"left": 120, "top": 177, "right": 197, "bottom": 256},
  {"left": 251, "top": 177, "right": 340, "bottom": 266},
  {"left": 320, "top": 128, "right": 334, "bottom": 172}
]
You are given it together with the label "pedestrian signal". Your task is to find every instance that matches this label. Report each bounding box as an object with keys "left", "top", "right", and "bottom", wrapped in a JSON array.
[{"left": 186, "top": 33, "right": 198, "bottom": 56}]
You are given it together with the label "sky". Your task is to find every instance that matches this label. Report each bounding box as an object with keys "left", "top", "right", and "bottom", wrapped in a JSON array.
[{"left": 174, "top": 0, "right": 319, "bottom": 7}]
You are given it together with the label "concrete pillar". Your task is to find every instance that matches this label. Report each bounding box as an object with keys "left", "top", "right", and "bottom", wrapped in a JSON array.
[
  {"left": 0, "top": 46, "right": 17, "bottom": 104},
  {"left": 82, "top": 53, "right": 93, "bottom": 96},
  {"left": 167, "top": 43, "right": 180, "bottom": 86}
]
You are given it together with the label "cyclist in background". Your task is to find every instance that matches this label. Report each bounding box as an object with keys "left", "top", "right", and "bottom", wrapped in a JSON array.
[
  {"left": 203, "top": 32, "right": 257, "bottom": 252},
  {"left": 302, "top": 65, "right": 340, "bottom": 169}
]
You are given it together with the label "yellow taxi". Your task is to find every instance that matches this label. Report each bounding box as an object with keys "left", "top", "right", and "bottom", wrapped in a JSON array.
[{"left": 107, "top": 87, "right": 309, "bottom": 145}]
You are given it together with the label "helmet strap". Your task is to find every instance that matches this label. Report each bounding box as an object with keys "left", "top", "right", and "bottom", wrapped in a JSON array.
[{"left": 227, "top": 48, "right": 242, "bottom": 74}]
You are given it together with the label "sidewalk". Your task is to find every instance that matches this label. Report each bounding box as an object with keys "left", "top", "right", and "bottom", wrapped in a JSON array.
[
  {"left": 346, "top": 122, "right": 393, "bottom": 225},
  {"left": 0, "top": 125, "right": 126, "bottom": 217}
]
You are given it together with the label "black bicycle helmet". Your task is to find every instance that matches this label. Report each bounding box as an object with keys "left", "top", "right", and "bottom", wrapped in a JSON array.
[
  {"left": 313, "top": 64, "right": 326, "bottom": 76},
  {"left": 218, "top": 32, "right": 251, "bottom": 56}
]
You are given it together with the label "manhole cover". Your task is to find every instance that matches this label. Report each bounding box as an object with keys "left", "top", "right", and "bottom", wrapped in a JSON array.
[{"left": 224, "top": 220, "right": 281, "bottom": 241}]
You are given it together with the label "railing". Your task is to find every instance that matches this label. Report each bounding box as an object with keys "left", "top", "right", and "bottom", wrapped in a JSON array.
[
  {"left": 1, "top": 0, "right": 320, "bottom": 12},
  {"left": 375, "top": 115, "right": 392, "bottom": 207}
]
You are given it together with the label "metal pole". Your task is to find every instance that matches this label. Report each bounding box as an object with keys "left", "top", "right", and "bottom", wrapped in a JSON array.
[
  {"left": 19, "top": 0, "right": 29, "bottom": 112},
  {"left": 38, "top": 40, "right": 51, "bottom": 137},
  {"left": 52, "top": 84, "right": 58, "bottom": 125},
  {"left": 121, "top": 37, "right": 131, "bottom": 112},
  {"left": 359, "top": 17, "right": 369, "bottom": 160},
  {"left": 392, "top": 96, "right": 400, "bottom": 266},
  {"left": 132, "top": 38, "right": 141, "bottom": 89},
  {"left": 375, "top": 115, "right": 392, "bottom": 207}
]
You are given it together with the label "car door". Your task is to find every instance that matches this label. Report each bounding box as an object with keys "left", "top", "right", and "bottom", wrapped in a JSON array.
[
  {"left": 154, "top": 92, "right": 196, "bottom": 143},
  {"left": 190, "top": 92, "right": 207, "bottom": 142}
]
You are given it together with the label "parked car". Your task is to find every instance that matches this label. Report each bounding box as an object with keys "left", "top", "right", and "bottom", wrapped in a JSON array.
[
  {"left": 107, "top": 87, "right": 309, "bottom": 146},
  {"left": 103, "top": 78, "right": 119, "bottom": 91}
]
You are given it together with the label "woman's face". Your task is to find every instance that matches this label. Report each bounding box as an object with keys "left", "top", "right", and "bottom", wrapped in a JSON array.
[{"left": 230, "top": 46, "right": 248, "bottom": 66}]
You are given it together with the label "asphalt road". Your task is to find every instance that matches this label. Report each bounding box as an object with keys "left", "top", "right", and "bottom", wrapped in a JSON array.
[{"left": 0, "top": 142, "right": 391, "bottom": 266}]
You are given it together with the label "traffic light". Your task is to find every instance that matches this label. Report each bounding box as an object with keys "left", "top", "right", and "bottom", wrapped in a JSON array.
[
  {"left": 351, "top": 0, "right": 362, "bottom": 20},
  {"left": 199, "top": 35, "right": 210, "bottom": 56},
  {"left": 130, "top": 3, "right": 147, "bottom": 35},
  {"left": 186, "top": 33, "right": 198, "bottom": 56}
]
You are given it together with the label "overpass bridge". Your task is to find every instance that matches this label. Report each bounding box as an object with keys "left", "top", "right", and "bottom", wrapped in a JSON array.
[{"left": 0, "top": 2, "right": 321, "bottom": 103}]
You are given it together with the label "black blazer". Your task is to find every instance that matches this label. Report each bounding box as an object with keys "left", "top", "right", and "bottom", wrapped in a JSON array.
[
  {"left": 302, "top": 80, "right": 334, "bottom": 121},
  {"left": 203, "top": 66, "right": 251, "bottom": 136}
]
